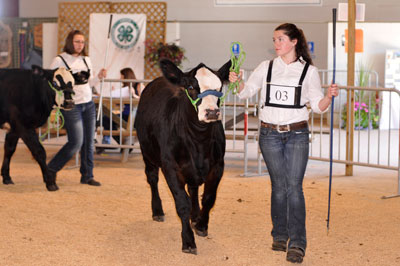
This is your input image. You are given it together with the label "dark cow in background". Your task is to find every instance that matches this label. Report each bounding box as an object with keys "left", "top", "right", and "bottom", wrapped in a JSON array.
[
  {"left": 135, "top": 59, "right": 231, "bottom": 254},
  {"left": 0, "top": 65, "right": 74, "bottom": 191}
]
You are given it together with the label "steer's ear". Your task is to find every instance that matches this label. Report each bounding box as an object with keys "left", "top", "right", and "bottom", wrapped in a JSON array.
[
  {"left": 32, "top": 65, "right": 44, "bottom": 76},
  {"left": 159, "top": 59, "right": 184, "bottom": 85},
  {"left": 32, "top": 65, "right": 55, "bottom": 80},
  {"left": 217, "top": 60, "right": 232, "bottom": 82}
]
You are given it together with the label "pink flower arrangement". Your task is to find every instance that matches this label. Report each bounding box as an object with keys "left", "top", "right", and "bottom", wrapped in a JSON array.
[
  {"left": 144, "top": 39, "right": 186, "bottom": 68},
  {"left": 342, "top": 98, "right": 380, "bottom": 129}
]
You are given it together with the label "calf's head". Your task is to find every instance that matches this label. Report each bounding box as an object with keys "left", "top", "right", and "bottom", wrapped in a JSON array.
[
  {"left": 160, "top": 59, "right": 231, "bottom": 123},
  {"left": 32, "top": 65, "right": 75, "bottom": 110}
]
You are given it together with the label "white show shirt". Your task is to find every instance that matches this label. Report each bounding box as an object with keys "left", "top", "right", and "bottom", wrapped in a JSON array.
[
  {"left": 50, "top": 52, "right": 100, "bottom": 105},
  {"left": 238, "top": 56, "right": 327, "bottom": 125}
]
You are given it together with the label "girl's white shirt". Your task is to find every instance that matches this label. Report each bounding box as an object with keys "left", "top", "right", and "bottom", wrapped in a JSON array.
[
  {"left": 50, "top": 52, "right": 100, "bottom": 104},
  {"left": 238, "top": 56, "right": 327, "bottom": 125}
]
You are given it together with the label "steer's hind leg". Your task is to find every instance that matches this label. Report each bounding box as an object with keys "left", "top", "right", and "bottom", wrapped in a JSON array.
[
  {"left": 20, "top": 128, "right": 58, "bottom": 191},
  {"left": 1, "top": 131, "right": 19, "bottom": 185},
  {"left": 188, "top": 185, "right": 200, "bottom": 225},
  {"left": 144, "top": 157, "right": 164, "bottom": 221},
  {"left": 194, "top": 165, "right": 223, "bottom": 237},
  {"left": 162, "top": 164, "right": 197, "bottom": 254}
]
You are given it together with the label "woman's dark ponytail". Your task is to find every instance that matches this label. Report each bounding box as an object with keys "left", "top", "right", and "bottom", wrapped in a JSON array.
[{"left": 275, "top": 23, "right": 313, "bottom": 65}]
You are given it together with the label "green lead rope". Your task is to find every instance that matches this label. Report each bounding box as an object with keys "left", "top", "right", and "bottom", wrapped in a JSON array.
[
  {"left": 185, "top": 89, "right": 201, "bottom": 112},
  {"left": 39, "top": 82, "right": 66, "bottom": 142},
  {"left": 220, "top": 42, "right": 246, "bottom": 105}
]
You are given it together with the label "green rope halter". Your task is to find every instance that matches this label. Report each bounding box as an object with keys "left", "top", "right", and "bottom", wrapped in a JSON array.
[
  {"left": 185, "top": 88, "right": 201, "bottom": 112},
  {"left": 39, "top": 81, "right": 66, "bottom": 142},
  {"left": 220, "top": 42, "right": 246, "bottom": 105}
]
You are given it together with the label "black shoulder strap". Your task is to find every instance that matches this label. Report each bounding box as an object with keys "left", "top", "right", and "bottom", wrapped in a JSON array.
[
  {"left": 266, "top": 59, "right": 273, "bottom": 83},
  {"left": 58, "top": 55, "right": 70, "bottom": 70},
  {"left": 82, "top": 57, "right": 89, "bottom": 71},
  {"left": 298, "top": 62, "right": 310, "bottom": 86},
  {"left": 293, "top": 62, "right": 310, "bottom": 108},
  {"left": 265, "top": 60, "right": 274, "bottom": 106}
]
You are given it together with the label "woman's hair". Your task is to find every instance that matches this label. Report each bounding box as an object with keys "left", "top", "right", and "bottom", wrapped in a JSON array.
[
  {"left": 120, "top": 67, "right": 138, "bottom": 90},
  {"left": 63, "top": 30, "right": 87, "bottom": 56},
  {"left": 275, "top": 23, "right": 313, "bottom": 65}
]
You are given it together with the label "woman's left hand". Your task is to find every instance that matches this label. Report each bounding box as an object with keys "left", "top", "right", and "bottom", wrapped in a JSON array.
[
  {"left": 98, "top": 68, "right": 107, "bottom": 79},
  {"left": 327, "top": 83, "right": 339, "bottom": 99}
]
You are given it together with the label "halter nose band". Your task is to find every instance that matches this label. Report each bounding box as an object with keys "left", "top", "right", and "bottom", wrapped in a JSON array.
[
  {"left": 185, "top": 87, "right": 224, "bottom": 112},
  {"left": 197, "top": 90, "right": 223, "bottom": 99}
]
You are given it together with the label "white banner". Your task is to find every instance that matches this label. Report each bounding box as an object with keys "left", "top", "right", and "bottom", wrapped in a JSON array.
[{"left": 89, "top": 13, "right": 146, "bottom": 94}]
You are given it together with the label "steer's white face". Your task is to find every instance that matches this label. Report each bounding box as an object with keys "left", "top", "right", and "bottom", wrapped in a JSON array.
[
  {"left": 53, "top": 67, "right": 75, "bottom": 109},
  {"left": 195, "top": 67, "right": 222, "bottom": 123}
]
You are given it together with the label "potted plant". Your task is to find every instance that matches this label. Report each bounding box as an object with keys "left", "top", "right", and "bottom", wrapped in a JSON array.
[
  {"left": 341, "top": 61, "right": 380, "bottom": 129},
  {"left": 144, "top": 39, "right": 186, "bottom": 68}
]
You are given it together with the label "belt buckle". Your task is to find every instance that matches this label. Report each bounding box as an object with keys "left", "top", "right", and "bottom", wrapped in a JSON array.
[{"left": 277, "top": 124, "right": 290, "bottom": 133}]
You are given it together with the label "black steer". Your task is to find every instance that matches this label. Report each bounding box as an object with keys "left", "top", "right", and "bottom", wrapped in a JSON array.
[
  {"left": 0, "top": 65, "right": 74, "bottom": 191},
  {"left": 135, "top": 59, "right": 231, "bottom": 254}
]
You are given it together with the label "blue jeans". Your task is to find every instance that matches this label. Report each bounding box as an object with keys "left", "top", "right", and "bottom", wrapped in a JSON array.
[
  {"left": 48, "top": 101, "right": 96, "bottom": 183},
  {"left": 259, "top": 126, "right": 309, "bottom": 251}
]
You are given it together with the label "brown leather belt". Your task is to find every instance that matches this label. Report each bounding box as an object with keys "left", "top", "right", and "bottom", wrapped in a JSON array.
[{"left": 261, "top": 120, "right": 308, "bottom": 133}]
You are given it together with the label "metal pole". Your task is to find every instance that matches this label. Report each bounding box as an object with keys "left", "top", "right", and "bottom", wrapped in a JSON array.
[
  {"left": 96, "top": 14, "right": 113, "bottom": 121},
  {"left": 327, "top": 7, "right": 337, "bottom": 234}
]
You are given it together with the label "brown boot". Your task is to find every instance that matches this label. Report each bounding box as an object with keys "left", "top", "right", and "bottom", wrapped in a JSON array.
[
  {"left": 271, "top": 240, "right": 287, "bottom": 252},
  {"left": 286, "top": 247, "right": 305, "bottom": 263}
]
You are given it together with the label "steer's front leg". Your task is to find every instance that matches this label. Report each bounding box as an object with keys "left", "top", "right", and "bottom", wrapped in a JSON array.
[
  {"left": 1, "top": 130, "right": 19, "bottom": 185},
  {"left": 19, "top": 128, "right": 58, "bottom": 191},
  {"left": 194, "top": 164, "right": 223, "bottom": 237},
  {"left": 162, "top": 163, "right": 197, "bottom": 254}
]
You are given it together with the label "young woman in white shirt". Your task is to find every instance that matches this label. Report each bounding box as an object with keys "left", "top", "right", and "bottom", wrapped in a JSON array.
[
  {"left": 229, "top": 23, "right": 338, "bottom": 263},
  {"left": 101, "top": 67, "right": 140, "bottom": 146},
  {"left": 48, "top": 30, "right": 106, "bottom": 187}
]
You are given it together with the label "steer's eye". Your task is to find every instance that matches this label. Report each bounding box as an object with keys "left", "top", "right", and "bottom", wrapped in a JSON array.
[{"left": 188, "top": 85, "right": 194, "bottom": 90}]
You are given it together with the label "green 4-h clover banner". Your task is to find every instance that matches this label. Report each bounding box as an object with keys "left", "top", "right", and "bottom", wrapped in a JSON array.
[{"left": 89, "top": 13, "right": 146, "bottom": 94}]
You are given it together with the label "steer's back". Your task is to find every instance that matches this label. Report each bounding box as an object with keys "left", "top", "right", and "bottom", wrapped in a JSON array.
[{"left": 0, "top": 69, "right": 54, "bottom": 128}]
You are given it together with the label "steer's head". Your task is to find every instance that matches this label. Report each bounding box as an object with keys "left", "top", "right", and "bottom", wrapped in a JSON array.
[
  {"left": 160, "top": 59, "right": 231, "bottom": 123},
  {"left": 32, "top": 65, "right": 75, "bottom": 110}
]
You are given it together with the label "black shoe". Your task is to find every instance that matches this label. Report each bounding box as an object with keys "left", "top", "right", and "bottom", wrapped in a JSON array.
[
  {"left": 96, "top": 147, "right": 105, "bottom": 154},
  {"left": 286, "top": 247, "right": 305, "bottom": 263},
  {"left": 272, "top": 240, "right": 287, "bottom": 252},
  {"left": 81, "top": 179, "right": 101, "bottom": 186}
]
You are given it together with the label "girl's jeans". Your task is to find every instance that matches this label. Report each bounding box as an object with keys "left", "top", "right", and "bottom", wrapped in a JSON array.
[
  {"left": 259, "top": 126, "right": 309, "bottom": 251},
  {"left": 48, "top": 101, "right": 96, "bottom": 183}
]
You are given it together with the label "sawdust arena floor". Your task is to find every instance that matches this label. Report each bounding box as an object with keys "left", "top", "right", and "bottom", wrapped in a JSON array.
[{"left": 0, "top": 144, "right": 400, "bottom": 266}]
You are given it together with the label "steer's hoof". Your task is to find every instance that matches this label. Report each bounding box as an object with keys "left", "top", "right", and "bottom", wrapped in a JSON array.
[
  {"left": 182, "top": 247, "right": 197, "bottom": 255},
  {"left": 152, "top": 215, "right": 165, "bottom": 222},
  {"left": 46, "top": 183, "right": 59, "bottom": 192},
  {"left": 3, "top": 178, "right": 14, "bottom": 185},
  {"left": 194, "top": 228, "right": 208, "bottom": 237}
]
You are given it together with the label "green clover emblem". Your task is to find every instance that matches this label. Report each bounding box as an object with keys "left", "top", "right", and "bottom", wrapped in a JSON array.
[
  {"left": 117, "top": 25, "right": 134, "bottom": 43},
  {"left": 111, "top": 18, "right": 140, "bottom": 49}
]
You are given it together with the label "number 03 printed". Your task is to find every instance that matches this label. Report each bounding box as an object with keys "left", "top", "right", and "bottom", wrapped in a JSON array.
[{"left": 269, "top": 85, "right": 296, "bottom": 106}]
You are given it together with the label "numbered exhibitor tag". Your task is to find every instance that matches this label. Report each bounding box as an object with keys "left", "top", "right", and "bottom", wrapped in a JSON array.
[{"left": 268, "top": 84, "right": 296, "bottom": 106}]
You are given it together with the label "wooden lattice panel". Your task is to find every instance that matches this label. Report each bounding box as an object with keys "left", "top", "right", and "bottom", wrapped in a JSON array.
[
  {"left": 58, "top": 2, "right": 110, "bottom": 54},
  {"left": 58, "top": 1, "right": 166, "bottom": 80},
  {"left": 0, "top": 20, "right": 12, "bottom": 68}
]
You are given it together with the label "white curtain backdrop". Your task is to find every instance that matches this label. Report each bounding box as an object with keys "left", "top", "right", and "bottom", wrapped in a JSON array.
[{"left": 89, "top": 13, "right": 146, "bottom": 96}]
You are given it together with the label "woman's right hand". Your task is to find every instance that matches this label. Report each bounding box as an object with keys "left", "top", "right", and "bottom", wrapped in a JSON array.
[{"left": 229, "top": 71, "right": 241, "bottom": 83}]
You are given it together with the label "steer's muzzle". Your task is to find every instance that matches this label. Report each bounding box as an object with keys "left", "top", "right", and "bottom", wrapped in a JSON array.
[
  {"left": 61, "top": 99, "right": 75, "bottom": 111},
  {"left": 61, "top": 86, "right": 75, "bottom": 111},
  {"left": 205, "top": 108, "right": 220, "bottom": 120}
]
